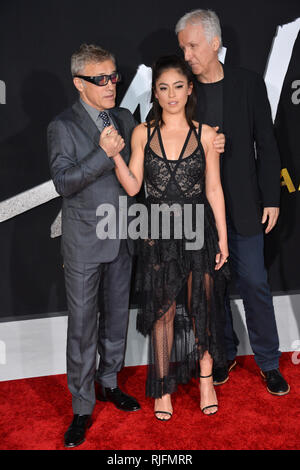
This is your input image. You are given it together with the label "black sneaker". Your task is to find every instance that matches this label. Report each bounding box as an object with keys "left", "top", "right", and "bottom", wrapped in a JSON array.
[
  {"left": 213, "top": 359, "right": 237, "bottom": 386},
  {"left": 260, "top": 369, "right": 290, "bottom": 396}
]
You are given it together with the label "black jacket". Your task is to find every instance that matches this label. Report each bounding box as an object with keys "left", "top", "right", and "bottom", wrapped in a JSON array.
[{"left": 196, "top": 64, "right": 281, "bottom": 236}]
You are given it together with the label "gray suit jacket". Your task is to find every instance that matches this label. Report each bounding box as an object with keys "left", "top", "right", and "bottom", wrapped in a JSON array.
[{"left": 47, "top": 100, "right": 136, "bottom": 263}]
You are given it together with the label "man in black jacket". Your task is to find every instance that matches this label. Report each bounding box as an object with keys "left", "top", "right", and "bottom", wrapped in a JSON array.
[
  {"left": 176, "top": 9, "right": 289, "bottom": 395},
  {"left": 48, "top": 44, "right": 140, "bottom": 448}
]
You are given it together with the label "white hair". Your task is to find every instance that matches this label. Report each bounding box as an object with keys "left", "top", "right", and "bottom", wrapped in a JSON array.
[
  {"left": 71, "top": 43, "right": 115, "bottom": 77},
  {"left": 175, "top": 9, "right": 223, "bottom": 49}
]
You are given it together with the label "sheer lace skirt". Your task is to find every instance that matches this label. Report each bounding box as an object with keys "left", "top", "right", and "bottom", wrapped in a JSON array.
[{"left": 135, "top": 202, "right": 230, "bottom": 398}]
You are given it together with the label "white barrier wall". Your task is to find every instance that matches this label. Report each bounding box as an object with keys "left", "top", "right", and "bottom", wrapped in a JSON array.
[{"left": 1, "top": 294, "right": 299, "bottom": 381}]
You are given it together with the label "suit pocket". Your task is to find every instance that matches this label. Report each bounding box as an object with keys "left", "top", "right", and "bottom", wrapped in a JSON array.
[{"left": 66, "top": 207, "right": 97, "bottom": 222}]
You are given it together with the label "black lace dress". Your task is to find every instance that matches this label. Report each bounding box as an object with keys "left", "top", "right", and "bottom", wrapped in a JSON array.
[{"left": 135, "top": 124, "right": 229, "bottom": 398}]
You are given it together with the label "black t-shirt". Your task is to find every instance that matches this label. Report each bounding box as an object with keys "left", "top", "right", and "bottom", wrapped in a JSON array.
[{"left": 196, "top": 79, "right": 224, "bottom": 132}]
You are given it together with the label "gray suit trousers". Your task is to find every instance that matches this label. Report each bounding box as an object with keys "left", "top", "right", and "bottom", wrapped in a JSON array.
[{"left": 64, "top": 241, "right": 132, "bottom": 415}]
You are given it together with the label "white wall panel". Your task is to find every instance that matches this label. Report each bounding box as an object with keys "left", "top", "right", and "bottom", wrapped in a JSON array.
[{"left": 1, "top": 294, "right": 299, "bottom": 381}]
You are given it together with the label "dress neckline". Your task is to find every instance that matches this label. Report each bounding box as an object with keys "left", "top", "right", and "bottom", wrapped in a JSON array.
[{"left": 157, "top": 126, "right": 193, "bottom": 162}]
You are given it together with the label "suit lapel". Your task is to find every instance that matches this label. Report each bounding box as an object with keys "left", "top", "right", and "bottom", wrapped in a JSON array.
[
  {"left": 72, "top": 101, "right": 100, "bottom": 147},
  {"left": 222, "top": 64, "right": 241, "bottom": 137},
  {"left": 110, "top": 108, "right": 129, "bottom": 162},
  {"left": 110, "top": 108, "right": 126, "bottom": 138},
  {"left": 194, "top": 78, "right": 205, "bottom": 124}
]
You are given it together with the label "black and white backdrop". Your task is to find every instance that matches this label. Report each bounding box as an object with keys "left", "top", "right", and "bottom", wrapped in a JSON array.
[{"left": 0, "top": 0, "right": 299, "bottom": 379}]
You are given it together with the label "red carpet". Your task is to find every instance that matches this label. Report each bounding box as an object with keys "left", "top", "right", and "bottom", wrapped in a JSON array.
[{"left": 0, "top": 352, "right": 299, "bottom": 450}]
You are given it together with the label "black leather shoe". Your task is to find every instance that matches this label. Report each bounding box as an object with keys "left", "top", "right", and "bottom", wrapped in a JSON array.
[
  {"left": 64, "top": 414, "right": 92, "bottom": 448},
  {"left": 260, "top": 369, "right": 290, "bottom": 396},
  {"left": 96, "top": 385, "right": 141, "bottom": 412},
  {"left": 213, "top": 359, "right": 237, "bottom": 386}
]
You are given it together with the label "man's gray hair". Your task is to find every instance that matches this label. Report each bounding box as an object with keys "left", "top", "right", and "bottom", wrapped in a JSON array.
[
  {"left": 71, "top": 43, "right": 116, "bottom": 76},
  {"left": 175, "top": 9, "right": 222, "bottom": 49}
]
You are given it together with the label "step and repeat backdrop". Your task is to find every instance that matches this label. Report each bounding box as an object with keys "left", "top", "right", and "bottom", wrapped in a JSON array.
[{"left": 0, "top": 0, "right": 299, "bottom": 321}]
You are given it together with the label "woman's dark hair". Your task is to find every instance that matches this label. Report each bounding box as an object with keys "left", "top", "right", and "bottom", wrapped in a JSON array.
[{"left": 147, "top": 55, "right": 197, "bottom": 128}]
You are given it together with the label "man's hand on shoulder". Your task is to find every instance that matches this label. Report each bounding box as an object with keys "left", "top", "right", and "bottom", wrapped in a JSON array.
[
  {"left": 212, "top": 126, "right": 225, "bottom": 154},
  {"left": 99, "top": 125, "right": 125, "bottom": 157}
]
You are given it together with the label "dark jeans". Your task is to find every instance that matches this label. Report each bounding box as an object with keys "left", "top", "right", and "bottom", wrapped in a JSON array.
[{"left": 224, "top": 220, "right": 281, "bottom": 371}]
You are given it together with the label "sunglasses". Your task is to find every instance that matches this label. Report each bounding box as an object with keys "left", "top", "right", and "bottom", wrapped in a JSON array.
[{"left": 74, "top": 72, "right": 121, "bottom": 87}]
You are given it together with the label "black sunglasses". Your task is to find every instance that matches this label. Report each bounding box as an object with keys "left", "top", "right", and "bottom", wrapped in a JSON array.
[{"left": 74, "top": 72, "right": 121, "bottom": 87}]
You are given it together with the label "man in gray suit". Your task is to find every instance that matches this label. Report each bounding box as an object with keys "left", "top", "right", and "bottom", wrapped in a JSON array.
[{"left": 47, "top": 44, "right": 140, "bottom": 448}]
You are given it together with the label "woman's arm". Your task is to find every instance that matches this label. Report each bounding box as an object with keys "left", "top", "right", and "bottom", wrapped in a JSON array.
[
  {"left": 202, "top": 125, "right": 229, "bottom": 270},
  {"left": 112, "top": 123, "right": 147, "bottom": 197}
]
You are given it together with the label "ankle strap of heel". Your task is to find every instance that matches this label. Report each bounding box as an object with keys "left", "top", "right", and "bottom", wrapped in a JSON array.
[{"left": 200, "top": 373, "right": 213, "bottom": 378}]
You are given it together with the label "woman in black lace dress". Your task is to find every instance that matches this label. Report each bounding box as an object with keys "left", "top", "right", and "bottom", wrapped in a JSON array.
[{"left": 111, "top": 55, "right": 229, "bottom": 420}]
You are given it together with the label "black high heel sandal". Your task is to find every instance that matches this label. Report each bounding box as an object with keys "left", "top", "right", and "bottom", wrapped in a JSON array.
[
  {"left": 199, "top": 373, "right": 218, "bottom": 416},
  {"left": 154, "top": 410, "right": 173, "bottom": 421}
]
